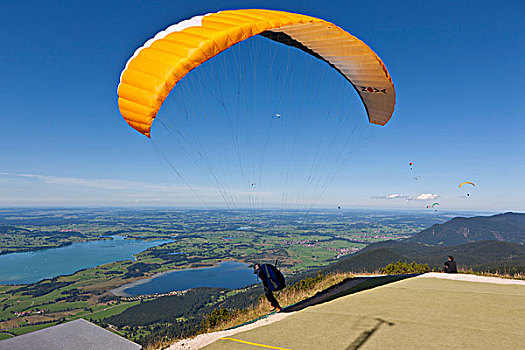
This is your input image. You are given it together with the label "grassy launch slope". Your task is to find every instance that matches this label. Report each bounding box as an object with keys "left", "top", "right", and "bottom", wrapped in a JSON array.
[{"left": 202, "top": 274, "right": 525, "bottom": 350}]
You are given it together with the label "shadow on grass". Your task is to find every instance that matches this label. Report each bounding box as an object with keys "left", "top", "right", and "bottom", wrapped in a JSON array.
[
  {"left": 227, "top": 274, "right": 416, "bottom": 331},
  {"left": 282, "top": 274, "right": 419, "bottom": 312},
  {"left": 346, "top": 318, "right": 395, "bottom": 350}
]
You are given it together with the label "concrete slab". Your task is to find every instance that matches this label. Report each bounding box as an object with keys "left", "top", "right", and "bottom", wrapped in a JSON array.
[{"left": 0, "top": 319, "right": 141, "bottom": 350}]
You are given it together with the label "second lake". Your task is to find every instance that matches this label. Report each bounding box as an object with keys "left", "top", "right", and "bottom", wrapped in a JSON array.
[{"left": 115, "top": 261, "right": 257, "bottom": 296}]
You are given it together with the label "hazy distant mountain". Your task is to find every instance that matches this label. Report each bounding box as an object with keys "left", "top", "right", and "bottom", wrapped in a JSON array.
[
  {"left": 405, "top": 212, "right": 525, "bottom": 246},
  {"left": 324, "top": 212, "right": 525, "bottom": 274}
]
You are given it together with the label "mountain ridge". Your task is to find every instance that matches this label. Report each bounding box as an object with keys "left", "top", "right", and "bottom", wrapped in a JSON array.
[
  {"left": 405, "top": 212, "right": 525, "bottom": 246},
  {"left": 324, "top": 212, "right": 525, "bottom": 274}
]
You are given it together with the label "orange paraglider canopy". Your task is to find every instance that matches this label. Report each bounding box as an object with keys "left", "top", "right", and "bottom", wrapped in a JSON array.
[{"left": 117, "top": 9, "right": 396, "bottom": 137}]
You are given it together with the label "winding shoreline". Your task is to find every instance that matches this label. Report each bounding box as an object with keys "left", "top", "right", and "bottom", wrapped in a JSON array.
[{"left": 0, "top": 236, "right": 173, "bottom": 285}]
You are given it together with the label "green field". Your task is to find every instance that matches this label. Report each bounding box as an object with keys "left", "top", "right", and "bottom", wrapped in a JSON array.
[
  {"left": 0, "top": 333, "right": 12, "bottom": 340},
  {"left": 74, "top": 301, "right": 142, "bottom": 322},
  {"left": 9, "top": 322, "right": 60, "bottom": 336}
]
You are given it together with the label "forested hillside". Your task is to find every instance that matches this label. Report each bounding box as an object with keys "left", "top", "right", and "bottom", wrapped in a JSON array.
[
  {"left": 324, "top": 240, "right": 525, "bottom": 274},
  {"left": 101, "top": 286, "right": 261, "bottom": 344}
]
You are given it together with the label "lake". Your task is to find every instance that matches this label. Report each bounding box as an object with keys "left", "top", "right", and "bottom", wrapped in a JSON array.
[
  {"left": 0, "top": 236, "right": 171, "bottom": 285},
  {"left": 113, "top": 261, "right": 257, "bottom": 296}
]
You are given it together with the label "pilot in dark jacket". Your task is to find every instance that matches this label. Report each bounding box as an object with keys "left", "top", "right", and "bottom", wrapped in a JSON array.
[
  {"left": 444, "top": 256, "right": 457, "bottom": 273},
  {"left": 253, "top": 263, "right": 283, "bottom": 312}
]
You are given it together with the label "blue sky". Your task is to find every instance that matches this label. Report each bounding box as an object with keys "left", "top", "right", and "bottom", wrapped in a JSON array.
[{"left": 1, "top": 0, "right": 524, "bottom": 211}]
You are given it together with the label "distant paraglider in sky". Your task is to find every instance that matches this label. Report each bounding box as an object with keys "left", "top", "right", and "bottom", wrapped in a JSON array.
[
  {"left": 408, "top": 163, "right": 420, "bottom": 182},
  {"left": 459, "top": 182, "right": 475, "bottom": 197},
  {"left": 426, "top": 202, "right": 439, "bottom": 212}
]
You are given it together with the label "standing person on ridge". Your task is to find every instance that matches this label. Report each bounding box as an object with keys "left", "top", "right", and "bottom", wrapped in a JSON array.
[
  {"left": 252, "top": 263, "right": 285, "bottom": 312},
  {"left": 444, "top": 255, "right": 458, "bottom": 273}
]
